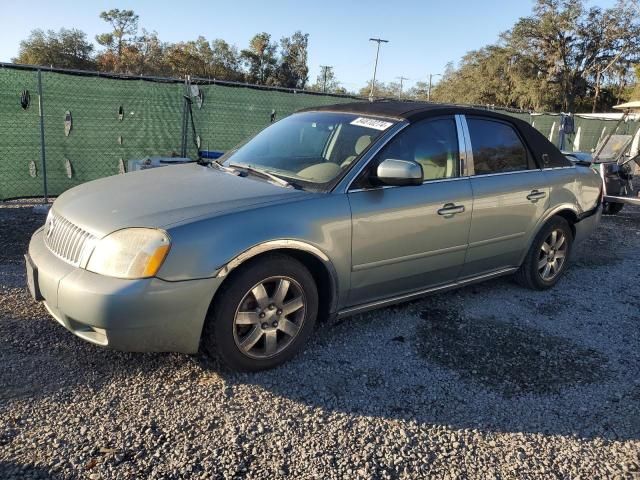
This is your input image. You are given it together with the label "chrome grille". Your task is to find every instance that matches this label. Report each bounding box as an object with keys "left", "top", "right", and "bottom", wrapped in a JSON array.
[{"left": 44, "top": 211, "right": 96, "bottom": 266}]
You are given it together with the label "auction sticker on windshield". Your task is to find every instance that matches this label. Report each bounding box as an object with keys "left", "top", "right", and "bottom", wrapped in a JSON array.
[{"left": 350, "top": 117, "right": 394, "bottom": 131}]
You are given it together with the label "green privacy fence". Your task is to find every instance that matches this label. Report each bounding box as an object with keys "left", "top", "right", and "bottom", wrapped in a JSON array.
[
  {"left": 184, "top": 76, "right": 358, "bottom": 160},
  {"left": 1, "top": 63, "right": 639, "bottom": 200},
  {"left": 0, "top": 64, "right": 358, "bottom": 200}
]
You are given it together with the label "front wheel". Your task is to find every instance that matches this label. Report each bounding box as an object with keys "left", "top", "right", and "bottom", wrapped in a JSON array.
[
  {"left": 202, "top": 254, "right": 318, "bottom": 371},
  {"left": 515, "top": 217, "right": 573, "bottom": 290}
]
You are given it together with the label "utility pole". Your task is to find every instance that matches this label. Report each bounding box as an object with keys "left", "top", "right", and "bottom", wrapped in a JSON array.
[
  {"left": 427, "top": 73, "right": 442, "bottom": 102},
  {"left": 396, "top": 76, "right": 409, "bottom": 99},
  {"left": 320, "top": 65, "right": 332, "bottom": 93},
  {"left": 369, "top": 37, "right": 389, "bottom": 100}
]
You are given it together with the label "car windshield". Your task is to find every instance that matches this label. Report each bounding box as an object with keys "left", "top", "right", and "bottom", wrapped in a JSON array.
[
  {"left": 219, "top": 111, "right": 397, "bottom": 187},
  {"left": 593, "top": 134, "right": 633, "bottom": 162}
]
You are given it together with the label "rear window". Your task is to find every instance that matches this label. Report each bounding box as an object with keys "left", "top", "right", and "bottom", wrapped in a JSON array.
[{"left": 468, "top": 118, "right": 530, "bottom": 175}]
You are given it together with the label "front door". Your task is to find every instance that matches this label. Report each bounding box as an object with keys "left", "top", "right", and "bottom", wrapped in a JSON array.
[{"left": 347, "top": 116, "right": 473, "bottom": 305}]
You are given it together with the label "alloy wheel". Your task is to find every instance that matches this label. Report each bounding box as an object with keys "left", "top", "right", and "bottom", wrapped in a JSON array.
[
  {"left": 537, "top": 229, "right": 568, "bottom": 281},
  {"left": 233, "top": 276, "right": 306, "bottom": 359}
]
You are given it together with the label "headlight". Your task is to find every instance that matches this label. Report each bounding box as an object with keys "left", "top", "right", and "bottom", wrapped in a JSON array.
[{"left": 86, "top": 228, "right": 171, "bottom": 279}]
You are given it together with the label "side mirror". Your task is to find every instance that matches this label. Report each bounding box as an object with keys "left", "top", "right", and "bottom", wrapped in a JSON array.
[{"left": 375, "top": 158, "right": 423, "bottom": 186}]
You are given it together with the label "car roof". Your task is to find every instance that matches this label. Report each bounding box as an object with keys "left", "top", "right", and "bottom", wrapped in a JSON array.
[
  {"left": 298, "top": 100, "right": 519, "bottom": 123},
  {"left": 298, "top": 100, "right": 573, "bottom": 169}
]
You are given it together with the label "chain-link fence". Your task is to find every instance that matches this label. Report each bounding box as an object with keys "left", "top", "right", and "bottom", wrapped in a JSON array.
[
  {"left": 1, "top": 62, "right": 639, "bottom": 201},
  {"left": 184, "top": 76, "right": 358, "bottom": 161},
  {"left": 0, "top": 64, "right": 360, "bottom": 201}
]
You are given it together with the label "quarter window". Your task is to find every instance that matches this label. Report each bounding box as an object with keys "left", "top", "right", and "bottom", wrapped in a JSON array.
[{"left": 467, "top": 118, "right": 530, "bottom": 175}]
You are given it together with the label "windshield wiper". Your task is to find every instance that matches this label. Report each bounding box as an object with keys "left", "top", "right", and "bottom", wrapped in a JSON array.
[
  {"left": 229, "top": 164, "right": 293, "bottom": 188},
  {"left": 210, "top": 162, "right": 240, "bottom": 175}
]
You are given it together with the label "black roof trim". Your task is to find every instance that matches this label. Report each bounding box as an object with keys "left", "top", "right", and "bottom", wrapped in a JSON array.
[{"left": 298, "top": 100, "right": 524, "bottom": 123}]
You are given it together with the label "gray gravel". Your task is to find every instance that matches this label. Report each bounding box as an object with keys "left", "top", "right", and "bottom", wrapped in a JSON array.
[{"left": 1, "top": 200, "right": 639, "bottom": 479}]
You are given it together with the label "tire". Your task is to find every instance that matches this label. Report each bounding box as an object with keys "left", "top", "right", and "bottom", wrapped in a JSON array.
[
  {"left": 515, "top": 216, "right": 573, "bottom": 290},
  {"left": 602, "top": 202, "right": 624, "bottom": 215},
  {"left": 202, "top": 253, "right": 318, "bottom": 371}
]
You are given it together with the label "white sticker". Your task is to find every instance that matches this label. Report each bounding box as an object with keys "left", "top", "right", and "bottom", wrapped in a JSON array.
[{"left": 350, "top": 117, "right": 393, "bottom": 131}]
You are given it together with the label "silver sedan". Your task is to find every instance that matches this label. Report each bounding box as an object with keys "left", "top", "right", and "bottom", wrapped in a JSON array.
[{"left": 26, "top": 102, "right": 602, "bottom": 370}]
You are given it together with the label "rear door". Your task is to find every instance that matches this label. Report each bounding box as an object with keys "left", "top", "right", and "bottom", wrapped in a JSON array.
[
  {"left": 461, "top": 115, "right": 549, "bottom": 278},
  {"left": 347, "top": 116, "right": 473, "bottom": 305}
]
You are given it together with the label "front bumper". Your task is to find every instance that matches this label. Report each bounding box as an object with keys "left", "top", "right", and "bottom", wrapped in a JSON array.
[{"left": 28, "top": 228, "right": 223, "bottom": 353}]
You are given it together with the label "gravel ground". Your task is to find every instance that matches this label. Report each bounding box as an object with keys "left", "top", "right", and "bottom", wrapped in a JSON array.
[{"left": 1, "top": 200, "right": 639, "bottom": 479}]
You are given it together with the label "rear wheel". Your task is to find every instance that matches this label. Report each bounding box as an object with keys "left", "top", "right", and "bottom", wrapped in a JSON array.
[
  {"left": 515, "top": 217, "right": 573, "bottom": 290},
  {"left": 202, "top": 254, "right": 318, "bottom": 371},
  {"left": 602, "top": 202, "right": 624, "bottom": 215}
]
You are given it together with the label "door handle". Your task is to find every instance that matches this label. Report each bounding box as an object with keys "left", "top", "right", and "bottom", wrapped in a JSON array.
[
  {"left": 437, "top": 203, "right": 465, "bottom": 216},
  {"left": 526, "top": 190, "right": 547, "bottom": 201}
]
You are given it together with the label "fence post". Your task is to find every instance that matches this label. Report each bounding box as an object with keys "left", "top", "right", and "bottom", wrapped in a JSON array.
[
  {"left": 37, "top": 69, "right": 48, "bottom": 203},
  {"left": 180, "top": 76, "right": 191, "bottom": 158}
]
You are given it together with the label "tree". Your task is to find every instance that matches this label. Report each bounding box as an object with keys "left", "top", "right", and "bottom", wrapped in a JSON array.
[
  {"left": 13, "top": 28, "right": 95, "bottom": 69},
  {"left": 275, "top": 31, "right": 309, "bottom": 89},
  {"left": 163, "top": 37, "right": 243, "bottom": 80},
  {"left": 165, "top": 38, "right": 210, "bottom": 77},
  {"left": 241, "top": 33, "right": 277, "bottom": 85},
  {"left": 96, "top": 9, "right": 139, "bottom": 72},
  {"left": 429, "top": 0, "right": 640, "bottom": 112},
  {"left": 133, "top": 30, "right": 169, "bottom": 76},
  {"left": 507, "top": 0, "right": 640, "bottom": 112},
  {"left": 631, "top": 65, "right": 640, "bottom": 100},
  {"left": 358, "top": 81, "right": 399, "bottom": 99},
  {"left": 310, "top": 66, "right": 341, "bottom": 93},
  {"left": 427, "top": 47, "right": 557, "bottom": 110},
  {"left": 210, "top": 39, "right": 243, "bottom": 81}
]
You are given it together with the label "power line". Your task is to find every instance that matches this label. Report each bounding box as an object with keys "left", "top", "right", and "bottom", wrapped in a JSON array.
[{"left": 368, "top": 37, "right": 389, "bottom": 100}]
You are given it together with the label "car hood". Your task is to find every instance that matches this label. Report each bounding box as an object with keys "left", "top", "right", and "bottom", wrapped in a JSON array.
[{"left": 53, "top": 163, "right": 310, "bottom": 236}]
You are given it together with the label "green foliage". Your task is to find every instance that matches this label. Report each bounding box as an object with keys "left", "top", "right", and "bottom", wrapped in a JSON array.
[
  {"left": 210, "top": 39, "right": 244, "bottom": 81},
  {"left": 240, "top": 33, "right": 278, "bottom": 85},
  {"left": 13, "top": 28, "right": 95, "bottom": 70},
  {"left": 96, "top": 8, "right": 139, "bottom": 67},
  {"left": 309, "top": 66, "right": 343, "bottom": 93},
  {"left": 11, "top": 8, "right": 313, "bottom": 90},
  {"left": 430, "top": 0, "right": 640, "bottom": 112},
  {"left": 275, "top": 31, "right": 309, "bottom": 89},
  {"left": 358, "top": 80, "right": 403, "bottom": 99},
  {"left": 96, "top": 9, "right": 139, "bottom": 57},
  {"left": 632, "top": 65, "right": 640, "bottom": 100}
]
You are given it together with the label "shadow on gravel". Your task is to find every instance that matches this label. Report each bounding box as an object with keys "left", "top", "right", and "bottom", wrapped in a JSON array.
[
  {"left": 0, "top": 208, "right": 44, "bottom": 264},
  {"left": 0, "top": 290, "right": 187, "bottom": 404},
  {"left": 571, "top": 226, "right": 622, "bottom": 268},
  {"left": 416, "top": 307, "right": 607, "bottom": 396},
  {"left": 0, "top": 460, "right": 58, "bottom": 480},
  {"left": 571, "top": 207, "right": 640, "bottom": 269},
  {"left": 206, "top": 273, "right": 639, "bottom": 442}
]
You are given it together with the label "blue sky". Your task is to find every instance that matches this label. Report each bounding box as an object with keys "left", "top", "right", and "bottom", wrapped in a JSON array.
[{"left": 0, "top": 0, "right": 617, "bottom": 91}]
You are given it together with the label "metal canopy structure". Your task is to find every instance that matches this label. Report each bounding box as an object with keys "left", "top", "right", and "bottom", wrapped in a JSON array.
[{"left": 613, "top": 100, "right": 640, "bottom": 111}]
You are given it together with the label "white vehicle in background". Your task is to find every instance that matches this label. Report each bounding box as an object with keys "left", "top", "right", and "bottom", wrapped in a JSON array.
[{"left": 565, "top": 101, "right": 640, "bottom": 215}]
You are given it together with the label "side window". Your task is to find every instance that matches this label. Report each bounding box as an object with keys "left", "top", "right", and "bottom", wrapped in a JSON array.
[
  {"left": 467, "top": 118, "right": 530, "bottom": 175},
  {"left": 353, "top": 117, "right": 459, "bottom": 189}
]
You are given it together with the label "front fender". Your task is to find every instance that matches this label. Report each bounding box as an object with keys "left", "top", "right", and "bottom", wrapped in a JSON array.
[{"left": 156, "top": 194, "right": 352, "bottom": 307}]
